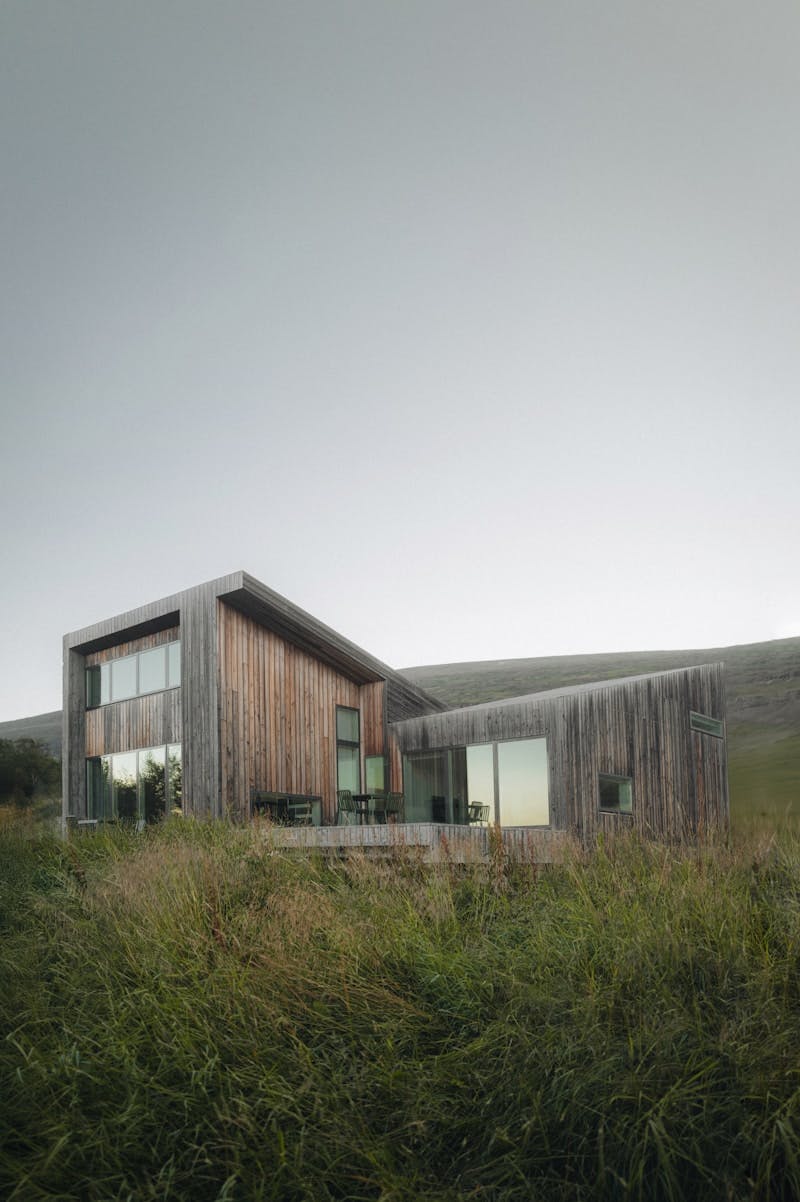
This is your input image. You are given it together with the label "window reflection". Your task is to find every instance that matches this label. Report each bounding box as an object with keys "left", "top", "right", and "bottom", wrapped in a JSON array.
[
  {"left": 401, "top": 738, "right": 550, "bottom": 827},
  {"left": 138, "top": 647, "right": 167, "bottom": 694},
  {"left": 86, "top": 743, "right": 181, "bottom": 822},
  {"left": 497, "top": 739, "right": 549, "bottom": 826},
  {"left": 112, "top": 751, "right": 138, "bottom": 819},
  {"left": 140, "top": 746, "right": 166, "bottom": 822}
]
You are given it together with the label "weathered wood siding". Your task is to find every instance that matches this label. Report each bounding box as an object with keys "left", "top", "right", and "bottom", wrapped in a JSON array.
[
  {"left": 217, "top": 602, "right": 386, "bottom": 822},
  {"left": 85, "top": 691, "right": 182, "bottom": 758},
  {"left": 82, "top": 627, "right": 182, "bottom": 759},
  {"left": 84, "top": 626, "right": 179, "bottom": 667},
  {"left": 391, "top": 665, "right": 728, "bottom": 839}
]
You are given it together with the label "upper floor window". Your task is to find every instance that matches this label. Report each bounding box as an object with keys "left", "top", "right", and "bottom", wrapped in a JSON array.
[
  {"left": 86, "top": 640, "right": 181, "bottom": 708},
  {"left": 336, "top": 705, "right": 360, "bottom": 794}
]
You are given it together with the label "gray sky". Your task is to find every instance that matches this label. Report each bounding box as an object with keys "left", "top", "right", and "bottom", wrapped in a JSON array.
[{"left": 2, "top": 1, "right": 799, "bottom": 721}]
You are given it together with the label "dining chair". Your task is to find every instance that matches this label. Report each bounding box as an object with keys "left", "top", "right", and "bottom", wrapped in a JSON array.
[
  {"left": 336, "top": 789, "right": 357, "bottom": 825},
  {"left": 467, "top": 802, "right": 490, "bottom": 826},
  {"left": 384, "top": 792, "right": 405, "bottom": 823},
  {"left": 333, "top": 788, "right": 367, "bottom": 826}
]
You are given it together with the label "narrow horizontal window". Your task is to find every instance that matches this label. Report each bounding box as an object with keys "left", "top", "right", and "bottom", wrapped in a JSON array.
[
  {"left": 690, "top": 711, "right": 724, "bottom": 738},
  {"left": 85, "top": 639, "right": 181, "bottom": 708},
  {"left": 599, "top": 774, "right": 633, "bottom": 815}
]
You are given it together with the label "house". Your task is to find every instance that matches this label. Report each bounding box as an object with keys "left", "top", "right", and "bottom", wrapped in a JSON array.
[{"left": 62, "top": 571, "right": 729, "bottom": 842}]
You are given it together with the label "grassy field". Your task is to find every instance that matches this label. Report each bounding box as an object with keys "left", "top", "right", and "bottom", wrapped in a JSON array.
[
  {"left": 403, "top": 635, "right": 800, "bottom": 825},
  {"left": 3, "top": 813, "right": 800, "bottom": 1201}
]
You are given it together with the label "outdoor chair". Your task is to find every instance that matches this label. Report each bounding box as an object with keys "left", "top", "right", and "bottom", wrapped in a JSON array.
[
  {"left": 467, "top": 802, "right": 490, "bottom": 826},
  {"left": 384, "top": 792, "right": 405, "bottom": 823},
  {"left": 336, "top": 789, "right": 369, "bottom": 825}
]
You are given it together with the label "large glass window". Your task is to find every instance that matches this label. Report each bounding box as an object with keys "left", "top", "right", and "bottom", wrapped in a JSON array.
[
  {"left": 400, "top": 737, "right": 550, "bottom": 827},
  {"left": 86, "top": 640, "right": 181, "bottom": 708},
  {"left": 112, "top": 751, "right": 138, "bottom": 819},
  {"left": 466, "top": 744, "right": 495, "bottom": 818},
  {"left": 86, "top": 743, "right": 182, "bottom": 823},
  {"left": 167, "top": 744, "right": 182, "bottom": 813},
  {"left": 497, "top": 738, "right": 549, "bottom": 826},
  {"left": 138, "top": 647, "right": 167, "bottom": 694},
  {"left": 401, "top": 749, "right": 450, "bottom": 822},
  {"left": 365, "top": 755, "right": 386, "bottom": 793},
  {"left": 140, "top": 746, "right": 166, "bottom": 822},
  {"left": 336, "top": 706, "right": 360, "bottom": 794},
  {"left": 111, "top": 657, "right": 138, "bottom": 703}
]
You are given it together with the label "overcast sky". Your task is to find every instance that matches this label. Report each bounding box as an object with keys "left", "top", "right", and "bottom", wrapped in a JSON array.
[{"left": 1, "top": 1, "right": 799, "bottom": 721}]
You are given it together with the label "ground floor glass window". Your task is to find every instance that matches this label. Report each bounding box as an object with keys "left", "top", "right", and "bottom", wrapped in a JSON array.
[
  {"left": 401, "top": 737, "right": 549, "bottom": 826},
  {"left": 87, "top": 743, "right": 182, "bottom": 823}
]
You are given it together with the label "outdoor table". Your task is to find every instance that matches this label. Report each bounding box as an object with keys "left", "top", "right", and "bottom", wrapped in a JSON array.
[{"left": 351, "top": 794, "right": 389, "bottom": 825}]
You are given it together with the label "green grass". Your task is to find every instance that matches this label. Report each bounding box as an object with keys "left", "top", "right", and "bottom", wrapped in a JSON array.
[{"left": 3, "top": 815, "right": 800, "bottom": 1200}]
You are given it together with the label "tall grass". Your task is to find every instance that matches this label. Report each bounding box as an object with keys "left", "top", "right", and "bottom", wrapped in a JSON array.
[{"left": 2, "top": 815, "right": 800, "bottom": 1200}]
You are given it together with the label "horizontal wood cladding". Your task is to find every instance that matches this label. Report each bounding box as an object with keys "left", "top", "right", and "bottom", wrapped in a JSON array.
[
  {"left": 218, "top": 602, "right": 386, "bottom": 822},
  {"left": 391, "top": 666, "right": 728, "bottom": 838},
  {"left": 85, "top": 626, "right": 179, "bottom": 666},
  {"left": 85, "top": 690, "right": 182, "bottom": 757}
]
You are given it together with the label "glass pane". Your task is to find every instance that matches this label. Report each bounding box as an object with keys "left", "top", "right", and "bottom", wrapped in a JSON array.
[
  {"left": 139, "top": 647, "right": 167, "bottom": 694},
  {"left": 337, "top": 745, "right": 360, "bottom": 794},
  {"left": 139, "top": 746, "right": 166, "bottom": 822},
  {"left": 450, "top": 747, "right": 468, "bottom": 824},
  {"left": 401, "top": 749, "right": 449, "bottom": 822},
  {"left": 167, "top": 744, "right": 182, "bottom": 812},
  {"left": 336, "top": 707, "right": 359, "bottom": 744},
  {"left": 168, "top": 641, "right": 181, "bottom": 688},
  {"left": 86, "top": 666, "right": 101, "bottom": 707},
  {"left": 111, "top": 655, "right": 137, "bottom": 702},
  {"left": 100, "top": 663, "right": 111, "bottom": 705},
  {"left": 112, "top": 751, "right": 139, "bottom": 821},
  {"left": 86, "top": 757, "right": 110, "bottom": 820},
  {"left": 497, "top": 738, "right": 549, "bottom": 826},
  {"left": 466, "top": 744, "right": 495, "bottom": 820},
  {"left": 365, "top": 756, "right": 385, "bottom": 793},
  {"left": 599, "top": 775, "right": 632, "bottom": 814}
]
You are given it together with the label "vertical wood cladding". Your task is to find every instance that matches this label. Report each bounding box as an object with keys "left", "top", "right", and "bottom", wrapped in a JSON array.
[
  {"left": 217, "top": 602, "right": 387, "bottom": 822},
  {"left": 82, "top": 629, "right": 182, "bottom": 759},
  {"left": 390, "top": 665, "right": 728, "bottom": 839},
  {"left": 85, "top": 691, "right": 182, "bottom": 758}
]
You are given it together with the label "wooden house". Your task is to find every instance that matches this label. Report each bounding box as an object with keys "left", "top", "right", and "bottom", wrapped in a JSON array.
[{"left": 62, "top": 571, "right": 729, "bottom": 843}]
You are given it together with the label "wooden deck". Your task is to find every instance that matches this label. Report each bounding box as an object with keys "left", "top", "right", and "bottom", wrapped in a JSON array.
[{"left": 257, "top": 821, "right": 566, "bottom": 863}]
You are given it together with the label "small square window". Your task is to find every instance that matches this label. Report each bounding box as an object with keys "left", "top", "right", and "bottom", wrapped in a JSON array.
[{"left": 599, "top": 774, "right": 633, "bottom": 814}]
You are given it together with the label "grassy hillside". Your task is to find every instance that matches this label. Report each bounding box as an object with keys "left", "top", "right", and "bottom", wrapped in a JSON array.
[
  {"left": 2, "top": 816, "right": 800, "bottom": 1201},
  {"left": 401, "top": 637, "right": 800, "bottom": 825},
  {"left": 0, "top": 710, "right": 61, "bottom": 757}
]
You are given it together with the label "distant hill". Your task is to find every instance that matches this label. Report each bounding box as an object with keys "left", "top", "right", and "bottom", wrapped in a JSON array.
[
  {"left": 3, "top": 636, "right": 797, "bottom": 823},
  {"left": 0, "top": 711, "right": 61, "bottom": 757},
  {"left": 401, "top": 637, "right": 800, "bottom": 824}
]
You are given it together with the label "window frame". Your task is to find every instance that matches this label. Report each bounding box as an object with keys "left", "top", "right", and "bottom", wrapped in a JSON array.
[
  {"left": 86, "top": 639, "right": 181, "bottom": 709},
  {"left": 689, "top": 711, "right": 724, "bottom": 739},
  {"left": 598, "top": 773, "right": 633, "bottom": 815},
  {"left": 86, "top": 741, "right": 182, "bottom": 823},
  {"left": 335, "top": 704, "right": 361, "bottom": 794}
]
